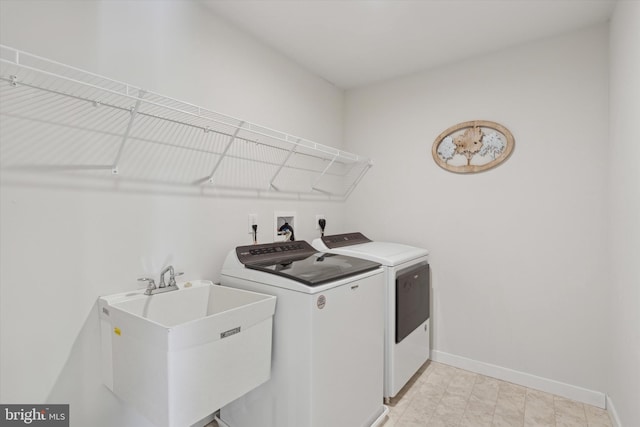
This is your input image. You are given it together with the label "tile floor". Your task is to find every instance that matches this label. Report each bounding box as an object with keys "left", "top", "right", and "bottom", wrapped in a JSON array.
[
  {"left": 206, "top": 361, "right": 613, "bottom": 427},
  {"left": 383, "top": 361, "right": 612, "bottom": 427}
]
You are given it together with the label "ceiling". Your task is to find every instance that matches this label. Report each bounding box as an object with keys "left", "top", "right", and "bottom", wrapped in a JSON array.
[{"left": 202, "top": 0, "right": 616, "bottom": 89}]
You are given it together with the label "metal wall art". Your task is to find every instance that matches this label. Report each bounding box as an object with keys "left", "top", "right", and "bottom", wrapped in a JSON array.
[{"left": 432, "top": 120, "right": 514, "bottom": 173}]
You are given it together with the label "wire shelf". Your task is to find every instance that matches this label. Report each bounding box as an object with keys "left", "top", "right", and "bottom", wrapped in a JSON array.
[{"left": 0, "top": 45, "right": 372, "bottom": 199}]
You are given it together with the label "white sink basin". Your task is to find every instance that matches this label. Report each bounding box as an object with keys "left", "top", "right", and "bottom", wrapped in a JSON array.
[{"left": 99, "top": 280, "right": 276, "bottom": 427}]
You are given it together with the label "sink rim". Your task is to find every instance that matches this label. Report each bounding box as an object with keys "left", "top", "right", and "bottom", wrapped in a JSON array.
[{"left": 100, "top": 280, "right": 276, "bottom": 331}]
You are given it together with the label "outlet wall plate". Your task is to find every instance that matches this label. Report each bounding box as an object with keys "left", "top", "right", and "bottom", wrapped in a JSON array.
[{"left": 274, "top": 211, "right": 296, "bottom": 242}]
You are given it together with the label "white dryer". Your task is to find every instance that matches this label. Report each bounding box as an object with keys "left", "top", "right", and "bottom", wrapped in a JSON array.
[
  {"left": 312, "top": 232, "right": 430, "bottom": 401},
  {"left": 217, "top": 240, "right": 388, "bottom": 427}
]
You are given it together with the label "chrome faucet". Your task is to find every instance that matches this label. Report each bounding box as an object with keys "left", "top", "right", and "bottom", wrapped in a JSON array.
[
  {"left": 138, "top": 265, "right": 183, "bottom": 296},
  {"left": 159, "top": 265, "right": 174, "bottom": 288}
]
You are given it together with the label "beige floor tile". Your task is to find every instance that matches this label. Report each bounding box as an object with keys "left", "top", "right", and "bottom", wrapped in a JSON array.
[
  {"left": 556, "top": 412, "right": 589, "bottom": 427},
  {"left": 420, "top": 380, "right": 449, "bottom": 400},
  {"left": 460, "top": 412, "right": 494, "bottom": 427},
  {"left": 461, "top": 394, "right": 495, "bottom": 427},
  {"left": 447, "top": 371, "right": 477, "bottom": 398},
  {"left": 493, "top": 409, "right": 525, "bottom": 426},
  {"left": 524, "top": 417, "right": 555, "bottom": 427},
  {"left": 492, "top": 410, "right": 525, "bottom": 427},
  {"left": 437, "top": 391, "right": 468, "bottom": 414},
  {"left": 492, "top": 380, "right": 526, "bottom": 427},
  {"left": 424, "top": 369, "right": 455, "bottom": 389},
  {"left": 555, "top": 396, "right": 587, "bottom": 416},
  {"left": 466, "top": 393, "right": 496, "bottom": 414},
  {"left": 422, "top": 393, "right": 465, "bottom": 426},
  {"left": 401, "top": 395, "right": 439, "bottom": 422},
  {"left": 524, "top": 389, "right": 556, "bottom": 426},
  {"left": 495, "top": 381, "right": 525, "bottom": 410},
  {"left": 498, "top": 380, "right": 527, "bottom": 402},
  {"left": 555, "top": 395, "right": 588, "bottom": 427},
  {"left": 525, "top": 412, "right": 556, "bottom": 425},
  {"left": 526, "top": 389, "right": 555, "bottom": 408},
  {"left": 471, "top": 375, "right": 501, "bottom": 404},
  {"left": 413, "top": 388, "right": 444, "bottom": 410},
  {"left": 427, "top": 416, "right": 461, "bottom": 426},
  {"left": 584, "top": 404, "right": 613, "bottom": 427}
]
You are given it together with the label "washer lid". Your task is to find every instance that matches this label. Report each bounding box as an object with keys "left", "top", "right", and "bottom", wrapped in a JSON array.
[
  {"left": 245, "top": 252, "right": 380, "bottom": 287},
  {"left": 313, "top": 235, "right": 428, "bottom": 266},
  {"left": 235, "top": 241, "right": 381, "bottom": 286}
]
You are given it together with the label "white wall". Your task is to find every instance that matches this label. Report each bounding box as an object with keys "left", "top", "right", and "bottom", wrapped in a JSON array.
[
  {"left": 0, "top": 1, "right": 346, "bottom": 426},
  {"left": 3, "top": 1, "right": 634, "bottom": 425},
  {"left": 607, "top": 1, "right": 640, "bottom": 426},
  {"left": 345, "top": 25, "right": 610, "bottom": 404}
]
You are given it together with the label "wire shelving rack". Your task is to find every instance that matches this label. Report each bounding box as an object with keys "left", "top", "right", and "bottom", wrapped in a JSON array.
[{"left": 0, "top": 45, "right": 372, "bottom": 199}]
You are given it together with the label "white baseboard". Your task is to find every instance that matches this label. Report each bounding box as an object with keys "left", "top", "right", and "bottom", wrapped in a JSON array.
[
  {"left": 606, "top": 395, "right": 622, "bottom": 427},
  {"left": 431, "top": 350, "right": 606, "bottom": 409}
]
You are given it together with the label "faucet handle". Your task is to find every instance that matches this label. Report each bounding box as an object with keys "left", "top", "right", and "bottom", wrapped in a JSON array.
[
  {"left": 169, "top": 271, "right": 184, "bottom": 287},
  {"left": 138, "top": 277, "right": 156, "bottom": 288}
]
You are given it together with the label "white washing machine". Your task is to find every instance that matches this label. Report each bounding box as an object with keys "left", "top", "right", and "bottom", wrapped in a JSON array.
[
  {"left": 216, "top": 240, "right": 389, "bottom": 427},
  {"left": 312, "top": 232, "right": 430, "bottom": 401}
]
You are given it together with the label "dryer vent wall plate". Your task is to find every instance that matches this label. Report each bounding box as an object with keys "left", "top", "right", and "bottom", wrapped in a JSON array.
[{"left": 274, "top": 211, "right": 296, "bottom": 242}]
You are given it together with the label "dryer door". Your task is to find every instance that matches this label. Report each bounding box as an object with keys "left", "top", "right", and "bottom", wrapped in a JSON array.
[{"left": 395, "top": 262, "right": 430, "bottom": 343}]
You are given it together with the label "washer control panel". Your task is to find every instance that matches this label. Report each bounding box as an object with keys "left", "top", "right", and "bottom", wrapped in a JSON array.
[{"left": 236, "top": 241, "right": 314, "bottom": 264}]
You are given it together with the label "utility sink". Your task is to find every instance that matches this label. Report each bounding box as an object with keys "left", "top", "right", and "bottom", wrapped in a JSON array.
[{"left": 99, "top": 280, "right": 276, "bottom": 427}]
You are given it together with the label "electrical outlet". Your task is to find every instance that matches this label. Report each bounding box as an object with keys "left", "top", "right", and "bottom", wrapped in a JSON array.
[
  {"left": 248, "top": 214, "right": 258, "bottom": 234},
  {"left": 315, "top": 214, "right": 326, "bottom": 230}
]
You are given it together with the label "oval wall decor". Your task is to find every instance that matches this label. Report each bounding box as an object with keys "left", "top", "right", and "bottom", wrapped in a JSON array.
[{"left": 432, "top": 120, "right": 514, "bottom": 173}]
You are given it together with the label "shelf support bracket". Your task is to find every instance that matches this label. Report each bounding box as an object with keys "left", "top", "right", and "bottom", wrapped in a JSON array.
[
  {"left": 342, "top": 161, "right": 373, "bottom": 199},
  {"left": 111, "top": 90, "right": 146, "bottom": 174},
  {"left": 206, "top": 121, "right": 245, "bottom": 184},
  {"left": 311, "top": 154, "right": 338, "bottom": 192},
  {"left": 268, "top": 140, "right": 298, "bottom": 191}
]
